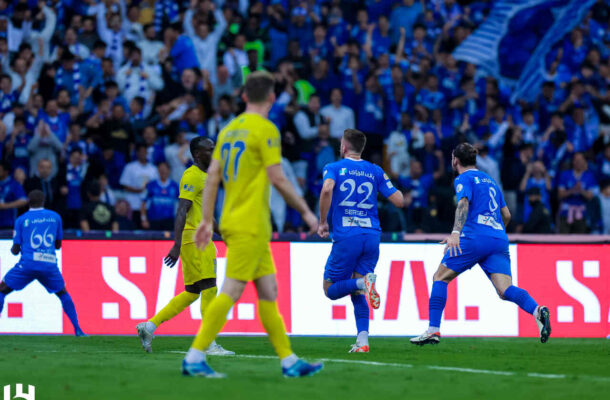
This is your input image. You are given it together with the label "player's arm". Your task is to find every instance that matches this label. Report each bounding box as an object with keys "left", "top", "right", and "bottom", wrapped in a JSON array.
[
  {"left": 195, "top": 159, "right": 221, "bottom": 249},
  {"left": 318, "top": 178, "right": 335, "bottom": 238},
  {"left": 0, "top": 198, "right": 27, "bottom": 210},
  {"left": 267, "top": 163, "right": 318, "bottom": 233},
  {"left": 164, "top": 198, "right": 192, "bottom": 267},
  {"left": 441, "top": 197, "right": 469, "bottom": 257},
  {"left": 500, "top": 206, "right": 511, "bottom": 227},
  {"left": 387, "top": 191, "right": 405, "bottom": 208}
]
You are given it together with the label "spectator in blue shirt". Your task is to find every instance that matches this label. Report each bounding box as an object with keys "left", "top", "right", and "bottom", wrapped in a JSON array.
[
  {"left": 0, "top": 161, "right": 27, "bottom": 228},
  {"left": 557, "top": 152, "right": 598, "bottom": 233},
  {"left": 141, "top": 126, "right": 166, "bottom": 165},
  {"left": 390, "top": 0, "right": 424, "bottom": 43},
  {"left": 39, "top": 99, "right": 69, "bottom": 144},
  {"left": 63, "top": 148, "right": 87, "bottom": 228},
  {"left": 4, "top": 117, "right": 30, "bottom": 174},
  {"left": 164, "top": 23, "right": 200, "bottom": 76},
  {"left": 596, "top": 143, "right": 610, "bottom": 181},
  {"left": 519, "top": 161, "right": 552, "bottom": 224},
  {"left": 140, "top": 162, "right": 179, "bottom": 231}
]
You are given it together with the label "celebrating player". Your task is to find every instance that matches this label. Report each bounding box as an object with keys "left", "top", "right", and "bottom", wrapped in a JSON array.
[
  {"left": 0, "top": 190, "right": 86, "bottom": 336},
  {"left": 137, "top": 137, "right": 233, "bottom": 356},
  {"left": 318, "top": 129, "right": 405, "bottom": 353},
  {"left": 410, "top": 143, "right": 551, "bottom": 345},
  {"left": 183, "top": 71, "right": 322, "bottom": 378}
]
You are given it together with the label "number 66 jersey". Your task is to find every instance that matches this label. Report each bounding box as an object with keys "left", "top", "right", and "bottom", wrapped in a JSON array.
[
  {"left": 323, "top": 158, "right": 397, "bottom": 240},
  {"left": 13, "top": 208, "right": 63, "bottom": 266}
]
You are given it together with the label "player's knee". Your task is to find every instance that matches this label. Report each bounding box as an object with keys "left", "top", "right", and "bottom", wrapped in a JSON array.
[
  {"left": 496, "top": 288, "right": 506, "bottom": 300},
  {"left": 0, "top": 281, "right": 13, "bottom": 294},
  {"left": 433, "top": 267, "right": 455, "bottom": 283}
]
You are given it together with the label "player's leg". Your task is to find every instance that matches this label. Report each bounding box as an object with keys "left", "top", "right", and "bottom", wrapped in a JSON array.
[
  {"left": 255, "top": 273, "right": 322, "bottom": 377},
  {"left": 411, "top": 239, "right": 477, "bottom": 346},
  {"left": 54, "top": 288, "right": 86, "bottom": 337},
  {"left": 0, "top": 281, "right": 14, "bottom": 313},
  {"left": 183, "top": 235, "right": 252, "bottom": 377},
  {"left": 484, "top": 247, "right": 551, "bottom": 343},
  {"left": 323, "top": 239, "right": 364, "bottom": 300}
]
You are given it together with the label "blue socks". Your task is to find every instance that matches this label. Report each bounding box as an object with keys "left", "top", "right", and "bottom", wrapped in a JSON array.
[
  {"left": 326, "top": 279, "right": 361, "bottom": 300},
  {"left": 58, "top": 292, "right": 83, "bottom": 334},
  {"left": 428, "top": 281, "right": 448, "bottom": 329},
  {"left": 0, "top": 292, "right": 5, "bottom": 314},
  {"left": 504, "top": 285, "right": 538, "bottom": 315},
  {"left": 351, "top": 294, "right": 369, "bottom": 334}
]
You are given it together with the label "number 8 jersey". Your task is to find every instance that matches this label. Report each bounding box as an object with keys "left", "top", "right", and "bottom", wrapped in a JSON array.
[
  {"left": 454, "top": 169, "right": 508, "bottom": 240},
  {"left": 323, "top": 158, "right": 397, "bottom": 240}
]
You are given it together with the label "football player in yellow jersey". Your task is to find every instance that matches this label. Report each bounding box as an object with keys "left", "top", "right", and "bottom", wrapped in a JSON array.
[
  {"left": 181, "top": 71, "right": 323, "bottom": 378},
  {"left": 137, "top": 137, "right": 232, "bottom": 356}
]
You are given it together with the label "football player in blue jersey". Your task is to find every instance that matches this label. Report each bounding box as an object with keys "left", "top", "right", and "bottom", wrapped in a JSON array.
[
  {"left": 410, "top": 143, "right": 550, "bottom": 345},
  {"left": 318, "top": 129, "right": 405, "bottom": 353},
  {"left": 0, "top": 190, "right": 85, "bottom": 336}
]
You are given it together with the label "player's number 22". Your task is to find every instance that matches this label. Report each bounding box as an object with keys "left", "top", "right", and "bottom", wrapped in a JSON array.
[
  {"left": 339, "top": 179, "right": 374, "bottom": 209},
  {"left": 221, "top": 141, "right": 246, "bottom": 181}
]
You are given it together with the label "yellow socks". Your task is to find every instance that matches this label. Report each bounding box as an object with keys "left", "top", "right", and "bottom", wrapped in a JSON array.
[
  {"left": 191, "top": 293, "right": 234, "bottom": 351},
  {"left": 199, "top": 286, "right": 217, "bottom": 318},
  {"left": 149, "top": 291, "right": 199, "bottom": 327},
  {"left": 258, "top": 300, "right": 293, "bottom": 359}
]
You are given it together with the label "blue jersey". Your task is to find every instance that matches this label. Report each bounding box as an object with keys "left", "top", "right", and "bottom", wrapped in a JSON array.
[
  {"left": 454, "top": 169, "right": 507, "bottom": 240},
  {"left": 145, "top": 179, "right": 179, "bottom": 221},
  {"left": 323, "top": 158, "right": 397, "bottom": 240},
  {"left": 13, "top": 208, "right": 63, "bottom": 266}
]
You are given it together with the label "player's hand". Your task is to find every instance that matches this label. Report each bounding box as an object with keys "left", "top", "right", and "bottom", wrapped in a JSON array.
[
  {"left": 317, "top": 221, "right": 329, "bottom": 238},
  {"left": 164, "top": 245, "right": 180, "bottom": 267},
  {"left": 440, "top": 232, "right": 462, "bottom": 257},
  {"left": 303, "top": 211, "right": 318, "bottom": 235},
  {"left": 195, "top": 220, "right": 213, "bottom": 250}
]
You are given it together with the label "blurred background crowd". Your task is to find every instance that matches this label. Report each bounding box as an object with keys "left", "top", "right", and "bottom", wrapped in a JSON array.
[{"left": 0, "top": 0, "right": 609, "bottom": 235}]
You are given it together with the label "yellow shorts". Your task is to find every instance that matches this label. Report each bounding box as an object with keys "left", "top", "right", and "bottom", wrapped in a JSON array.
[
  {"left": 224, "top": 234, "right": 276, "bottom": 282},
  {"left": 180, "top": 241, "right": 217, "bottom": 285}
]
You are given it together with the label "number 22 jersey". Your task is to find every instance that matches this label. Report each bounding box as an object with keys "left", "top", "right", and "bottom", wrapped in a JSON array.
[{"left": 323, "top": 158, "right": 397, "bottom": 240}]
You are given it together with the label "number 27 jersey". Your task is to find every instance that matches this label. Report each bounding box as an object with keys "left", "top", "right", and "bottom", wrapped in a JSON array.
[{"left": 323, "top": 158, "right": 397, "bottom": 240}]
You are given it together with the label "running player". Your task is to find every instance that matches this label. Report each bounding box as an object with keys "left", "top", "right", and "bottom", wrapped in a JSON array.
[
  {"left": 318, "top": 129, "right": 404, "bottom": 353},
  {"left": 137, "top": 137, "right": 232, "bottom": 356},
  {"left": 410, "top": 143, "right": 551, "bottom": 345},
  {"left": 0, "top": 190, "right": 85, "bottom": 336},
  {"left": 183, "top": 71, "right": 322, "bottom": 378}
]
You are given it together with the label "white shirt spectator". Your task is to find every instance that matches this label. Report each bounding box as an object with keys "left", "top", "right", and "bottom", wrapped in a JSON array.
[
  {"left": 164, "top": 143, "right": 192, "bottom": 184},
  {"left": 207, "top": 113, "right": 235, "bottom": 140},
  {"left": 27, "top": 5, "right": 56, "bottom": 61},
  {"left": 92, "top": 2, "right": 127, "bottom": 71},
  {"left": 385, "top": 131, "right": 411, "bottom": 178},
  {"left": 293, "top": 110, "right": 321, "bottom": 140},
  {"left": 477, "top": 154, "right": 503, "bottom": 190},
  {"left": 183, "top": 8, "right": 227, "bottom": 84},
  {"left": 270, "top": 158, "right": 303, "bottom": 232},
  {"left": 117, "top": 62, "right": 163, "bottom": 103},
  {"left": 222, "top": 48, "right": 247, "bottom": 78},
  {"left": 137, "top": 39, "right": 164, "bottom": 65},
  {"left": 119, "top": 160, "right": 159, "bottom": 210},
  {"left": 320, "top": 104, "right": 355, "bottom": 139}
]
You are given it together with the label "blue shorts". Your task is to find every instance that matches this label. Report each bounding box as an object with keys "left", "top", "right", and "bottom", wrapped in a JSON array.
[
  {"left": 441, "top": 236, "right": 511, "bottom": 277},
  {"left": 3, "top": 262, "right": 65, "bottom": 294},
  {"left": 324, "top": 233, "right": 380, "bottom": 282}
]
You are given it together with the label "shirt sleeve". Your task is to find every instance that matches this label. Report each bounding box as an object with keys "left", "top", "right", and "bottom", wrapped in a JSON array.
[
  {"left": 13, "top": 217, "right": 22, "bottom": 246},
  {"left": 56, "top": 214, "right": 63, "bottom": 241},
  {"left": 260, "top": 122, "right": 282, "bottom": 168},
  {"left": 454, "top": 175, "right": 472, "bottom": 202},
  {"left": 179, "top": 171, "right": 203, "bottom": 202},
  {"left": 323, "top": 164, "right": 336, "bottom": 182},
  {"left": 377, "top": 166, "right": 397, "bottom": 199}
]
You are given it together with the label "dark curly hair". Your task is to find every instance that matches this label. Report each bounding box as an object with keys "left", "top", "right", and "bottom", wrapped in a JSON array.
[{"left": 453, "top": 143, "right": 478, "bottom": 167}]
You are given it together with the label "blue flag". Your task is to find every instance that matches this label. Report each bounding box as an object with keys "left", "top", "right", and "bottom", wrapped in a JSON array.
[{"left": 453, "top": 0, "right": 595, "bottom": 103}]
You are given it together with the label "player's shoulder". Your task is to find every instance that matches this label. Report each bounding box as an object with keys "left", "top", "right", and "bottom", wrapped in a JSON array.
[{"left": 45, "top": 209, "right": 62, "bottom": 221}]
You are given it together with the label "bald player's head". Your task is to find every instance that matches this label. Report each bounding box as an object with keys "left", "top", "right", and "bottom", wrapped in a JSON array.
[{"left": 191, "top": 137, "right": 215, "bottom": 170}]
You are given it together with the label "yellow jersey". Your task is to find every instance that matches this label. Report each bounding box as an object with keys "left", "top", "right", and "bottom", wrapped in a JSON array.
[
  {"left": 179, "top": 165, "right": 208, "bottom": 244},
  {"left": 213, "top": 112, "right": 282, "bottom": 239}
]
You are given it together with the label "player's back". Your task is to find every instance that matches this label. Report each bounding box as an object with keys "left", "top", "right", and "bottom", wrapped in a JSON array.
[
  {"left": 214, "top": 112, "right": 281, "bottom": 239},
  {"left": 455, "top": 169, "right": 508, "bottom": 240},
  {"left": 15, "top": 208, "right": 62, "bottom": 266},
  {"left": 325, "top": 158, "right": 395, "bottom": 240},
  {"left": 180, "top": 165, "right": 207, "bottom": 243}
]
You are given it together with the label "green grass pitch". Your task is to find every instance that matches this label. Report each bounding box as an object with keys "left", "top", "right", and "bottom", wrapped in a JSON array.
[{"left": 1, "top": 336, "right": 609, "bottom": 399}]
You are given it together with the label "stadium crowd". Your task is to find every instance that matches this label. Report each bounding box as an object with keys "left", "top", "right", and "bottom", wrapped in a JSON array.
[{"left": 0, "top": 0, "right": 609, "bottom": 235}]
